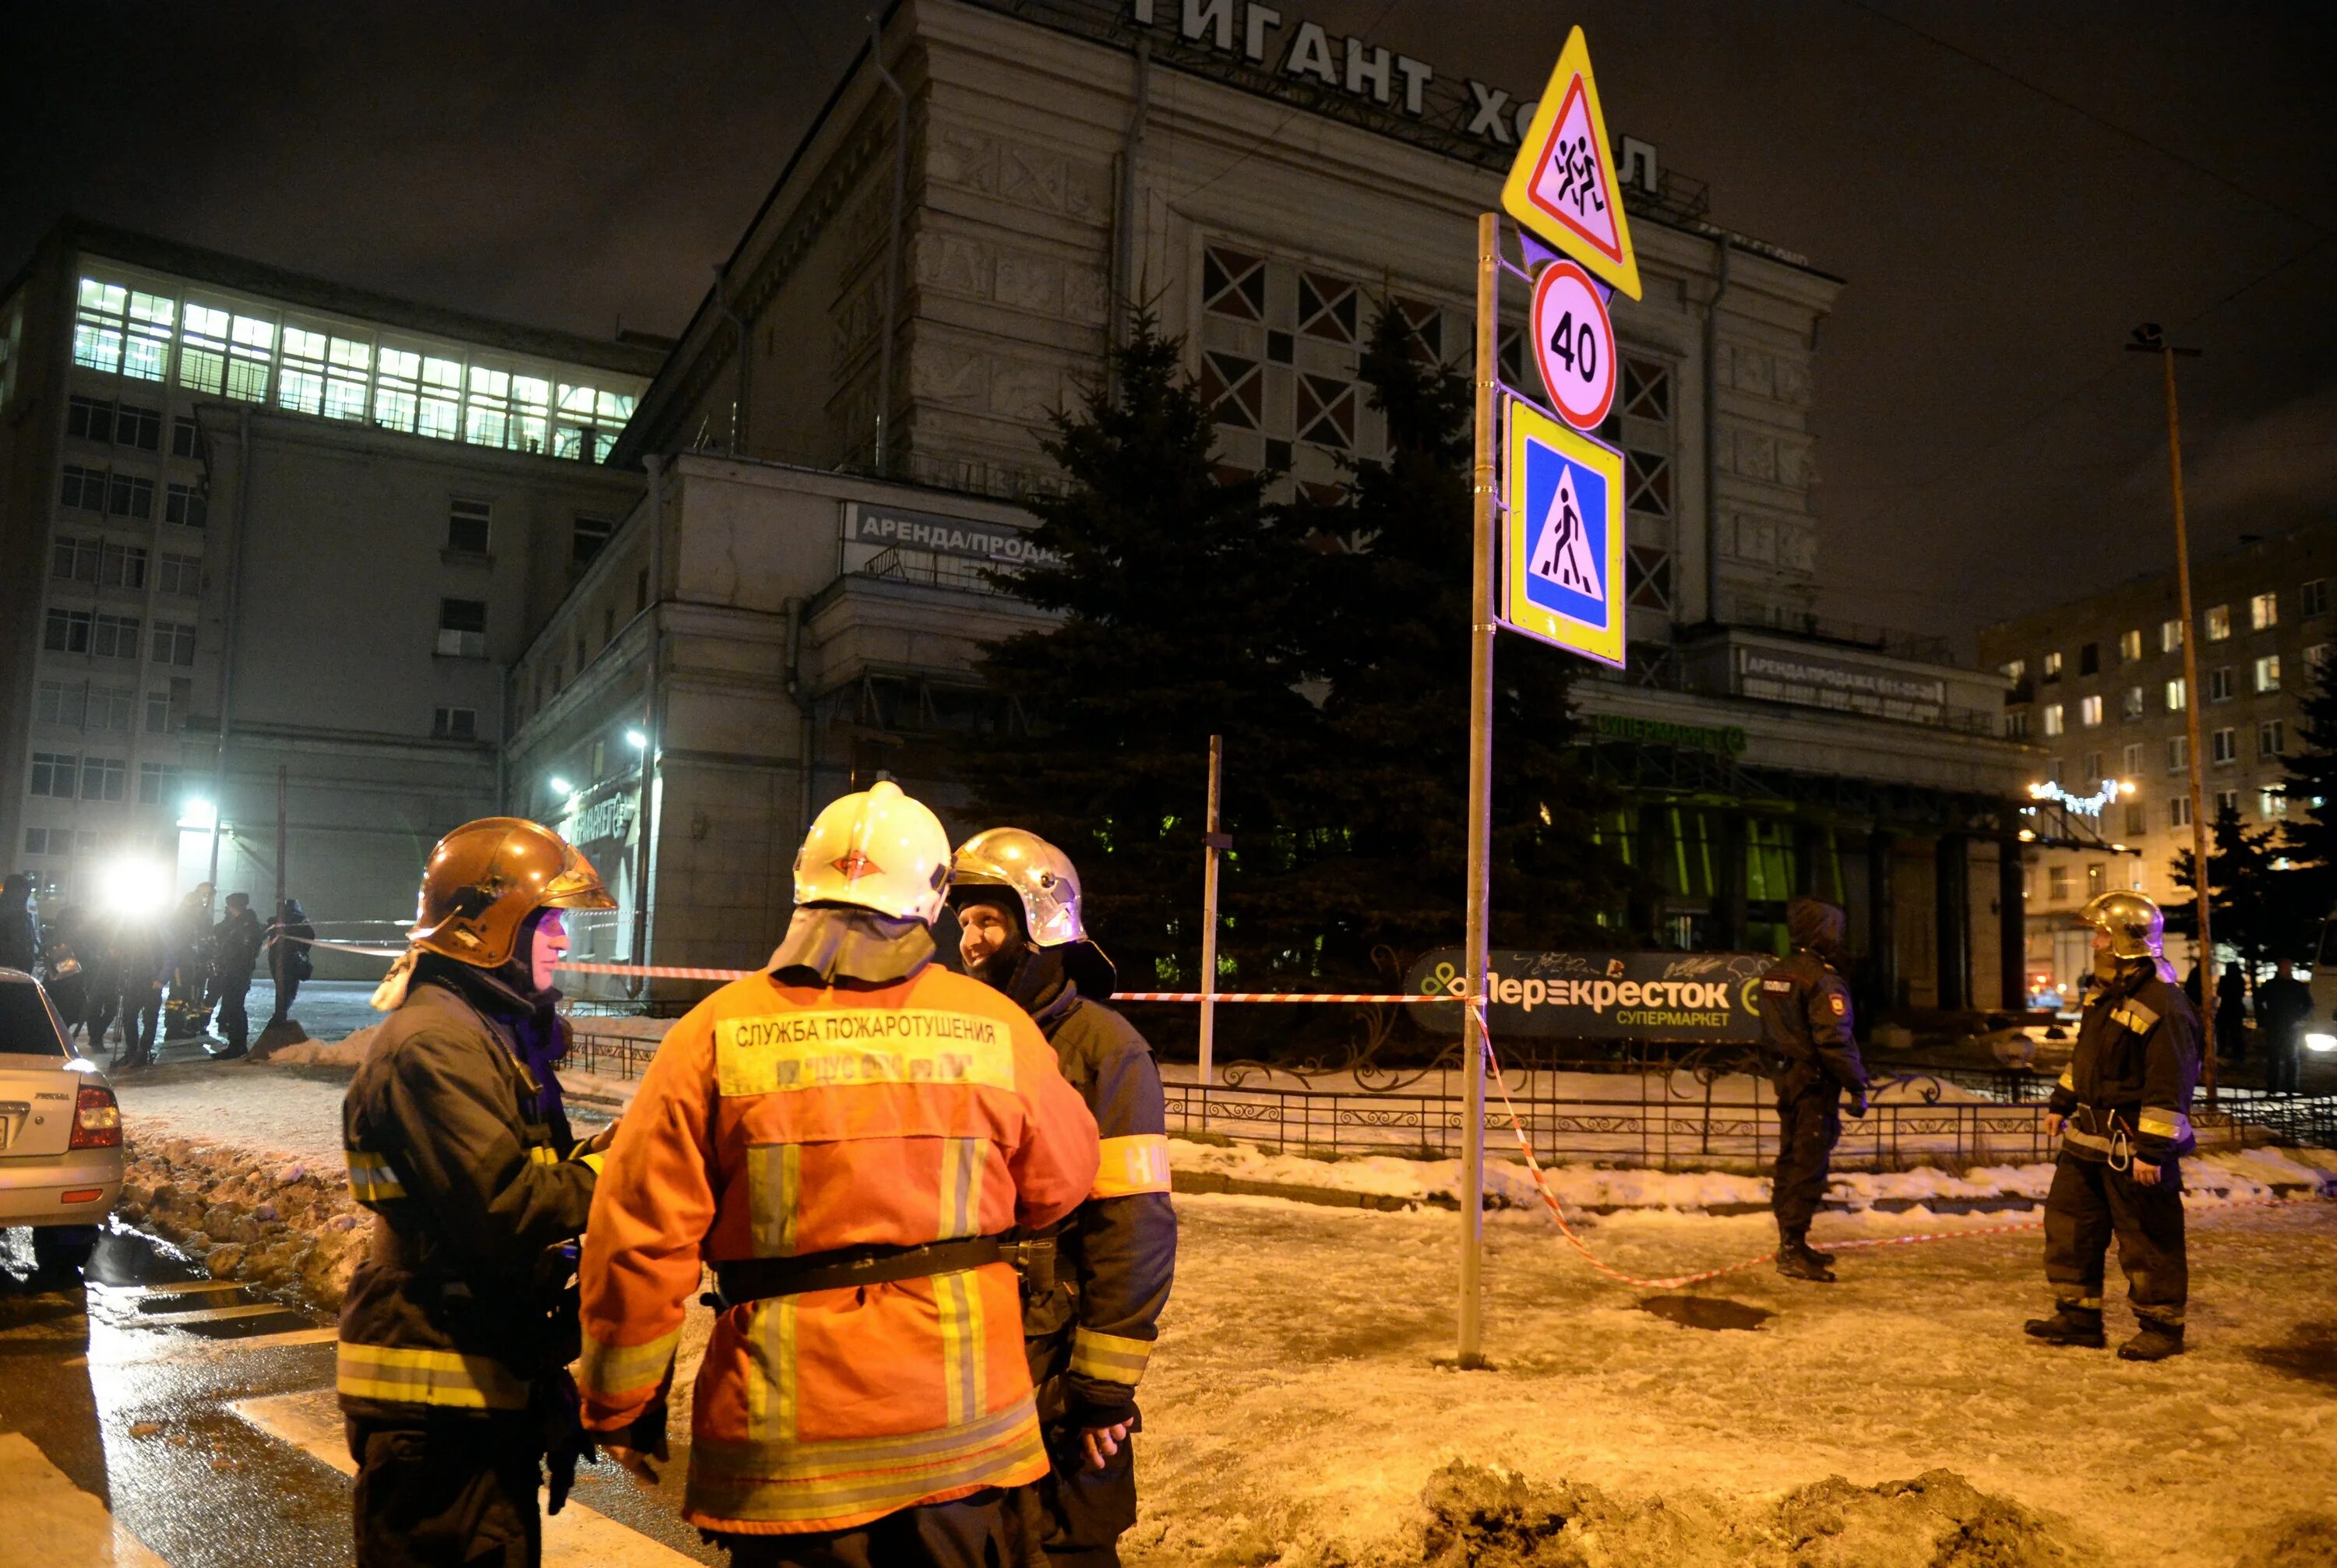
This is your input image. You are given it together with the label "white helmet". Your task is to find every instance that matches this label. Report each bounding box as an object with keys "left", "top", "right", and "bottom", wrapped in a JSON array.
[{"left": 791, "top": 780, "right": 952, "bottom": 924}]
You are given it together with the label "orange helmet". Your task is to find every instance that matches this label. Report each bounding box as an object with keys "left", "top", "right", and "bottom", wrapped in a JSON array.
[{"left": 407, "top": 817, "right": 615, "bottom": 969}]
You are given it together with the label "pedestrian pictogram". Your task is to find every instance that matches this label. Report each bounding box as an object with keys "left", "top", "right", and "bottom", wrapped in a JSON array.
[
  {"left": 1529, "top": 259, "right": 1616, "bottom": 431},
  {"left": 1500, "top": 26, "right": 1641, "bottom": 301},
  {"left": 1503, "top": 396, "right": 1625, "bottom": 667}
]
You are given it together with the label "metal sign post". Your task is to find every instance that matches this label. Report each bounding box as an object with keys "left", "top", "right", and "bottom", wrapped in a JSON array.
[{"left": 1459, "top": 212, "right": 1500, "bottom": 1370}]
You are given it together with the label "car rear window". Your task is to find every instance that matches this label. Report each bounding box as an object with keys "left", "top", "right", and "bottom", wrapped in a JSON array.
[{"left": 0, "top": 983, "right": 66, "bottom": 1056}]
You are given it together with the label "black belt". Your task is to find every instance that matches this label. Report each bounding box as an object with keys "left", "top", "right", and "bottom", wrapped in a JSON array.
[{"left": 710, "top": 1235, "right": 1016, "bottom": 1306}]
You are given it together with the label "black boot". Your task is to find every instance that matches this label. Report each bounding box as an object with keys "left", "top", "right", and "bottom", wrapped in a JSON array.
[
  {"left": 1775, "top": 1228, "right": 1836, "bottom": 1283},
  {"left": 2024, "top": 1302, "right": 2106, "bottom": 1348},
  {"left": 1803, "top": 1240, "right": 1836, "bottom": 1267},
  {"left": 2117, "top": 1317, "right": 2185, "bottom": 1362}
]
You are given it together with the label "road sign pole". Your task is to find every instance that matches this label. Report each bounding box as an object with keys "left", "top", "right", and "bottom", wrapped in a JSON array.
[
  {"left": 2158, "top": 347, "right": 2216, "bottom": 1107},
  {"left": 1459, "top": 210, "right": 1499, "bottom": 1370}
]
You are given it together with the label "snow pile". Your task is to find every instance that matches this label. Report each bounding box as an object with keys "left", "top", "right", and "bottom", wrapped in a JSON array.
[
  {"left": 118, "top": 1136, "right": 366, "bottom": 1307},
  {"left": 259, "top": 1024, "right": 378, "bottom": 1069}
]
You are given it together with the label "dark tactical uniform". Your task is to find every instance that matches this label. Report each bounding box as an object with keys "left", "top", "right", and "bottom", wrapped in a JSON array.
[
  {"left": 2043, "top": 960, "right": 2199, "bottom": 1337},
  {"left": 339, "top": 966, "right": 602, "bottom": 1568},
  {"left": 1756, "top": 899, "right": 1870, "bottom": 1265},
  {"left": 1019, "top": 980, "right": 1176, "bottom": 1567}
]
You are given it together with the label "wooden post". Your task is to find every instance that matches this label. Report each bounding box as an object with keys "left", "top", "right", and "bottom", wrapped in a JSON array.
[
  {"left": 2160, "top": 347, "right": 2216, "bottom": 1105},
  {"left": 1198, "top": 735, "right": 1224, "bottom": 1122}
]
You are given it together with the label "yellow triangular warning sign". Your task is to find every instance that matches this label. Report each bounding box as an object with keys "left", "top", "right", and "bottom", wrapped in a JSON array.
[{"left": 1500, "top": 26, "right": 1641, "bottom": 301}]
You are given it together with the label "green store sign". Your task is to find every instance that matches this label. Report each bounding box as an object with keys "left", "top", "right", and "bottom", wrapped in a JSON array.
[{"left": 1588, "top": 712, "right": 1749, "bottom": 756}]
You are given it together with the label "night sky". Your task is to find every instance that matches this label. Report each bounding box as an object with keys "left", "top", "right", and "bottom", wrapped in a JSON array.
[{"left": 5, "top": 1, "right": 2332, "bottom": 651}]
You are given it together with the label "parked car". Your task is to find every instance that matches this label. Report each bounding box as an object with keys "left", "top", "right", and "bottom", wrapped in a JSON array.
[{"left": 1, "top": 966, "right": 123, "bottom": 1273}]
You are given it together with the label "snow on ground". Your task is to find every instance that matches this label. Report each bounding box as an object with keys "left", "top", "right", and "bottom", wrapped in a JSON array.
[
  {"left": 115, "top": 1064, "right": 351, "bottom": 1168},
  {"left": 1130, "top": 1189, "right": 2337, "bottom": 1566}
]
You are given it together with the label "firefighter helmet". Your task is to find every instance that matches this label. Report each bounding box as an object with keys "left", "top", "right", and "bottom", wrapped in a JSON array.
[
  {"left": 409, "top": 817, "right": 616, "bottom": 969},
  {"left": 2081, "top": 890, "right": 2163, "bottom": 960},
  {"left": 792, "top": 780, "right": 952, "bottom": 924},
  {"left": 949, "top": 826, "right": 1117, "bottom": 998}
]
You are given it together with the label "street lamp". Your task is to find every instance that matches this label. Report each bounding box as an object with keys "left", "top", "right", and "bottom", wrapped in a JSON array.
[
  {"left": 623, "top": 729, "right": 648, "bottom": 751},
  {"left": 550, "top": 777, "right": 573, "bottom": 798}
]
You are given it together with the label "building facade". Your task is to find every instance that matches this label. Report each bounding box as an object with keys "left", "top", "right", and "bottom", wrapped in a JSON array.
[
  {"left": 1979, "top": 525, "right": 2337, "bottom": 1002},
  {"left": 526, "top": 0, "right": 2041, "bottom": 1010},
  {"left": 0, "top": 223, "right": 657, "bottom": 970}
]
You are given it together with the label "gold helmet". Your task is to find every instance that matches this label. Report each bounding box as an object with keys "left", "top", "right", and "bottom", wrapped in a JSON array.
[
  {"left": 409, "top": 817, "right": 615, "bottom": 969},
  {"left": 2081, "top": 890, "right": 2163, "bottom": 960},
  {"left": 792, "top": 780, "right": 952, "bottom": 924},
  {"left": 950, "top": 826, "right": 1116, "bottom": 997}
]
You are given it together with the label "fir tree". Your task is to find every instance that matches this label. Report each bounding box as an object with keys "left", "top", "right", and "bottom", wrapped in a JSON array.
[
  {"left": 956, "top": 316, "right": 1320, "bottom": 992},
  {"left": 2168, "top": 800, "right": 2312, "bottom": 980},
  {"left": 2277, "top": 650, "right": 2337, "bottom": 918},
  {"left": 1276, "top": 302, "right": 1634, "bottom": 985}
]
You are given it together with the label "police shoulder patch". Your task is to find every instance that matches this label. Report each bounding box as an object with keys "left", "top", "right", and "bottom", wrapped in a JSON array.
[{"left": 1828, "top": 992, "right": 1847, "bottom": 1017}]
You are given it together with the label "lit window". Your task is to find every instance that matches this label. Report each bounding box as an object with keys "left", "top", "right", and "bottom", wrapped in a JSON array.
[
  {"left": 2086, "top": 863, "right": 2105, "bottom": 895},
  {"left": 2079, "top": 694, "right": 2103, "bottom": 728},
  {"left": 2261, "top": 719, "right": 2286, "bottom": 757},
  {"left": 420, "top": 358, "right": 462, "bottom": 439},
  {"left": 226, "top": 315, "right": 275, "bottom": 403},
  {"left": 2043, "top": 703, "right": 2064, "bottom": 736},
  {"left": 2160, "top": 618, "right": 2182, "bottom": 653},
  {"left": 178, "top": 304, "right": 229, "bottom": 394},
  {"left": 2121, "top": 685, "right": 2143, "bottom": 721},
  {"left": 73, "top": 278, "right": 126, "bottom": 373},
  {"left": 2212, "top": 727, "right": 2237, "bottom": 765},
  {"left": 326, "top": 337, "right": 371, "bottom": 421},
  {"left": 2251, "top": 591, "right": 2279, "bottom": 632},
  {"left": 2118, "top": 629, "right": 2141, "bottom": 662},
  {"left": 2043, "top": 650, "right": 2063, "bottom": 681},
  {"left": 513, "top": 376, "right": 551, "bottom": 455},
  {"left": 125, "top": 291, "right": 173, "bottom": 382},
  {"left": 2261, "top": 789, "right": 2285, "bottom": 820},
  {"left": 2305, "top": 580, "right": 2328, "bottom": 618},
  {"left": 2208, "top": 667, "right": 2233, "bottom": 703},
  {"left": 2204, "top": 604, "right": 2230, "bottom": 641},
  {"left": 2167, "top": 735, "right": 2187, "bottom": 771},
  {"left": 2000, "top": 658, "right": 2025, "bottom": 683},
  {"left": 375, "top": 347, "right": 421, "bottom": 432},
  {"left": 278, "top": 326, "right": 326, "bottom": 416},
  {"left": 2165, "top": 677, "right": 2187, "bottom": 712},
  {"left": 465, "top": 365, "right": 512, "bottom": 448},
  {"left": 2254, "top": 654, "right": 2281, "bottom": 693}
]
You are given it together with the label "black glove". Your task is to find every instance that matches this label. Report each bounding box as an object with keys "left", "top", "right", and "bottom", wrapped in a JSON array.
[
  {"left": 1847, "top": 1087, "right": 1870, "bottom": 1119},
  {"left": 539, "top": 1370, "right": 592, "bottom": 1516}
]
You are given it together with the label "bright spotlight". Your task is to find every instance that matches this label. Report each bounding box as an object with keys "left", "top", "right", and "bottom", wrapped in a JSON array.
[
  {"left": 550, "top": 777, "right": 574, "bottom": 797},
  {"left": 624, "top": 729, "right": 648, "bottom": 751},
  {"left": 99, "top": 858, "right": 170, "bottom": 917},
  {"left": 178, "top": 797, "right": 218, "bottom": 831},
  {"left": 2306, "top": 1032, "right": 2337, "bottom": 1055}
]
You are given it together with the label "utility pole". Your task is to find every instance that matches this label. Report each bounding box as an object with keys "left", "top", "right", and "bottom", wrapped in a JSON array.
[
  {"left": 2127, "top": 324, "right": 2214, "bottom": 1105},
  {"left": 1458, "top": 212, "right": 1500, "bottom": 1369},
  {"left": 1197, "top": 735, "right": 1225, "bottom": 1123},
  {"left": 274, "top": 765, "right": 289, "bottom": 918}
]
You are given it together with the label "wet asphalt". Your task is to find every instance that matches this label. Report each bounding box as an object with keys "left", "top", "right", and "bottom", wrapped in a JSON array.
[{"left": 0, "top": 1225, "right": 716, "bottom": 1566}]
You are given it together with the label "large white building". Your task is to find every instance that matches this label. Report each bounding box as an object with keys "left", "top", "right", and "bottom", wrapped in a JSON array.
[
  {"left": 0, "top": 222, "right": 657, "bottom": 968},
  {"left": 509, "top": 0, "right": 2043, "bottom": 1011}
]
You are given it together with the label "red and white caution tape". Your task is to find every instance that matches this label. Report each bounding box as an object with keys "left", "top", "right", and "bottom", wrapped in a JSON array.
[
  {"left": 556, "top": 960, "right": 753, "bottom": 981},
  {"left": 1116, "top": 990, "right": 1453, "bottom": 1004}
]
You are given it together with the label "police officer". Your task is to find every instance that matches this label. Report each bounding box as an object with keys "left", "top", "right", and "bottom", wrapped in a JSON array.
[
  {"left": 576, "top": 781, "right": 1099, "bottom": 1566},
  {"left": 1756, "top": 895, "right": 1870, "bottom": 1283},
  {"left": 2025, "top": 890, "right": 2200, "bottom": 1362},
  {"left": 206, "top": 892, "right": 266, "bottom": 1059},
  {"left": 950, "top": 828, "right": 1176, "bottom": 1568},
  {"left": 339, "top": 817, "right": 619, "bottom": 1567}
]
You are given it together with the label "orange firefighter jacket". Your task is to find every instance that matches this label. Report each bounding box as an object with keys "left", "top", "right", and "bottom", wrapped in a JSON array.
[{"left": 576, "top": 963, "right": 1100, "bottom": 1537}]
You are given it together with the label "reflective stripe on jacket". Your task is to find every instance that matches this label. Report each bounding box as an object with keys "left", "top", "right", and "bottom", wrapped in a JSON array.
[
  {"left": 576, "top": 963, "right": 1100, "bottom": 1537},
  {"left": 1023, "top": 985, "right": 1176, "bottom": 1426},
  {"left": 337, "top": 977, "right": 599, "bottom": 1418},
  {"left": 2050, "top": 967, "right": 2200, "bottom": 1164}
]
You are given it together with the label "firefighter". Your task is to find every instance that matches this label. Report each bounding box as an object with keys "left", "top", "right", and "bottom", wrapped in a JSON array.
[
  {"left": 950, "top": 828, "right": 1175, "bottom": 1568},
  {"left": 1756, "top": 895, "right": 1870, "bottom": 1283},
  {"left": 2025, "top": 890, "right": 2199, "bottom": 1361},
  {"left": 338, "top": 817, "right": 619, "bottom": 1568},
  {"left": 576, "top": 780, "right": 1100, "bottom": 1567}
]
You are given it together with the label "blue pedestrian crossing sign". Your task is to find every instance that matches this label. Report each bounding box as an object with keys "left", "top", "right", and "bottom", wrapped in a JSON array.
[{"left": 1503, "top": 396, "right": 1626, "bottom": 668}]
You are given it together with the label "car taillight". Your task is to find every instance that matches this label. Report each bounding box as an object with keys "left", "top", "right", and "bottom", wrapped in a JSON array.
[{"left": 69, "top": 1084, "right": 122, "bottom": 1149}]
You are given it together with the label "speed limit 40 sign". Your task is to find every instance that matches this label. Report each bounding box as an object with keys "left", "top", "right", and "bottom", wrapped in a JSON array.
[{"left": 1530, "top": 259, "right": 1616, "bottom": 431}]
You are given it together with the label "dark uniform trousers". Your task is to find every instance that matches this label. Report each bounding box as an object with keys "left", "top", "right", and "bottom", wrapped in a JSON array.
[
  {"left": 214, "top": 978, "right": 252, "bottom": 1052},
  {"left": 2043, "top": 1154, "right": 2188, "bottom": 1323},
  {"left": 347, "top": 1415, "right": 544, "bottom": 1568},
  {"left": 1022, "top": 1348, "right": 1140, "bottom": 1567},
  {"left": 1771, "top": 1084, "right": 1843, "bottom": 1233},
  {"left": 714, "top": 1492, "right": 1010, "bottom": 1567}
]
